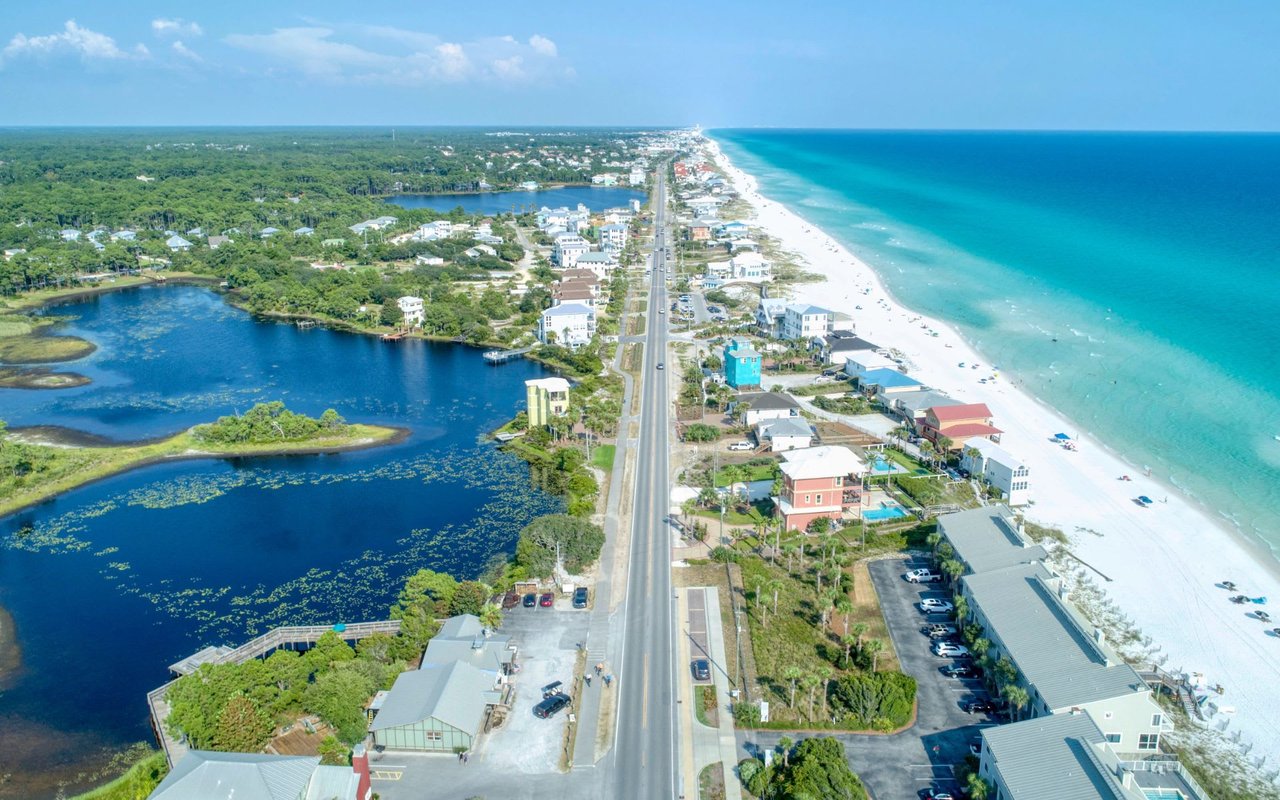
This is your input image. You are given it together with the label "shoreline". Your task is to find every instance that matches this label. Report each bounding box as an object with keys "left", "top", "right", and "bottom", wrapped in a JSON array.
[
  {"left": 703, "top": 133, "right": 1280, "bottom": 758},
  {"left": 0, "top": 424, "right": 410, "bottom": 521}
]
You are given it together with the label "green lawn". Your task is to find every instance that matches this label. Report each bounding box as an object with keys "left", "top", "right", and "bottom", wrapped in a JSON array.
[
  {"left": 591, "top": 444, "right": 616, "bottom": 470},
  {"left": 713, "top": 462, "right": 779, "bottom": 487}
]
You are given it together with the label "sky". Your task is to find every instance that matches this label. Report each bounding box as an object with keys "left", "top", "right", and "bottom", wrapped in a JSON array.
[{"left": 0, "top": 0, "right": 1278, "bottom": 130}]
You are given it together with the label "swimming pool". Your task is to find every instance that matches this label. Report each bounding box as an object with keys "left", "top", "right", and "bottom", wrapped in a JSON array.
[
  {"left": 1143, "top": 790, "right": 1184, "bottom": 800},
  {"left": 864, "top": 504, "right": 908, "bottom": 521}
]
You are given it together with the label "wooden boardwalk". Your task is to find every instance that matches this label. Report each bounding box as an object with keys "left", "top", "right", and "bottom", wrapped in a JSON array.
[
  {"left": 482, "top": 345, "right": 534, "bottom": 364},
  {"left": 148, "top": 620, "right": 402, "bottom": 767}
]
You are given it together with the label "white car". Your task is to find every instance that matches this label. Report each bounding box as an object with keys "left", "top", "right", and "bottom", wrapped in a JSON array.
[
  {"left": 904, "top": 568, "right": 943, "bottom": 583},
  {"left": 727, "top": 441, "right": 753, "bottom": 452},
  {"left": 932, "top": 642, "right": 969, "bottom": 658},
  {"left": 920, "top": 599, "right": 954, "bottom": 614}
]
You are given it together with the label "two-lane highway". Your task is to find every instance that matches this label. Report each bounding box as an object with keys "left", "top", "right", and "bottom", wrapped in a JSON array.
[{"left": 612, "top": 169, "right": 678, "bottom": 798}]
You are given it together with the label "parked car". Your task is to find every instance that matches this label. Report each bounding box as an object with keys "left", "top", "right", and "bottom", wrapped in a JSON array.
[
  {"left": 692, "top": 659, "right": 711, "bottom": 681},
  {"left": 905, "top": 568, "right": 943, "bottom": 583},
  {"left": 727, "top": 441, "right": 753, "bottom": 451},
  {"left": 924, "top": 623, "right": 958, "bottom": 637},
  {"left": 539, "top": 592, "right": 554, "bottom": 608},
  {"left": 926, "top": 628, "right": 957, "bottom": 640},
  {"left": 522, "top": 593, "right": 537, "bottom": 608},
  {"left": 932, "top": 642, "right": 970, "bottom": 657},
  {"left": 573, "top": 587, "right": 589, "bottom": 609},
  {"left": 919, "top": 599, "right": 954, "bottom": 614},
  {"left": 920, "top": 790, "right": 955, "bottom": 800},
  {"left": 941, "top": 664, "right": 980, "bottom": 679},
  {"left": 502, "top": 591, "right": 520, "bottom": 610},
  {"left": 963, "top": 698, "right": 998, "bottom": 714},
  {"left": 540, "top": 680, "right": 564, "bottom": 698},
  {"left": 533, "top": 693, "right": 572, "bottom": 719}
]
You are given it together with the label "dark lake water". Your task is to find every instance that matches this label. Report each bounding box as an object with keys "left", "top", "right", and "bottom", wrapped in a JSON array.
[
  {"left": 0, "top": 285, "right": 560, "bottom": 797},
  {"left": 385, "top": 186, "right": 645, "bottom": 215}
]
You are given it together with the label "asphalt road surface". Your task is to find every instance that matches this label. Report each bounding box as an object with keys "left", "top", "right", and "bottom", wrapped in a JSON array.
[{"left": 611, "top": 169, "right": 679, "bottom": 799}]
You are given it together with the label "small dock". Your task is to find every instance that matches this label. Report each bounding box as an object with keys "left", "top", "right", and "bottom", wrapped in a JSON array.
[
  {"left": 381, "top": 331, "right": 407, "bottom": 341},
  {"left": 294, "top": 319, "right": 317, "bottom": 330},
  {"left": 483, "top": 345, "right": 534, "bottom": 364},
  {"left": 148, "top": 620, "right": 402, "bottom": 767}
]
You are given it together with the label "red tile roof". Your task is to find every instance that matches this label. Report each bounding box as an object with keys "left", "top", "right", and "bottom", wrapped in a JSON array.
[{"left": 929, "top": 403, "right": 994, "bottom": 421}]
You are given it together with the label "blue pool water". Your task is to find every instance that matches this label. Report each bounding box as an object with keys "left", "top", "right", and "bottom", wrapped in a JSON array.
[{"left": 864, "top": 505, "right": 908, "bottom": 521}]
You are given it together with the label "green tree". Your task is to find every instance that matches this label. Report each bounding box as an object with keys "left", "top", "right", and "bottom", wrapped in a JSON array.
[
  {"left": 214, "top": 693, "right": 273, "bottom": 753},
  {"left": 449, "top": 580, "right": 490, "bottom": 616},
  {"left": 767, "top": 737, "right": 867, "bottom": 800},
  {"left": 317, "top": 735, "right": 350, "bottom": 766},
  {"left": 514, "top": 513, "right": 606, "bottom": 577},
  {"left": 393, "top": 568, "right": 459, "bottom": 617},
  {"left": 304, "top": 667, "right": 379, "bottom": 744}
]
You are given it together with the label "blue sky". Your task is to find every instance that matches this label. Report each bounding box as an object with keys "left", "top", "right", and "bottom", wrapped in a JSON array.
[{"left": 1, "top": 0, "right": 1277, "bottom": 129}]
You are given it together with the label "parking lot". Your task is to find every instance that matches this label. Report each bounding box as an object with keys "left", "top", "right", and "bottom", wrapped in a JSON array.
[
  {"left": 738, "top": 556, "right": 994, "bottom": 799},
  {"left": 371, "top": 600, "right": 593, "bottom": 800}
]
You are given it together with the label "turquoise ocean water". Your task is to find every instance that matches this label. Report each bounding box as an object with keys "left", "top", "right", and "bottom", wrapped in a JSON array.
[{"left": 711, "top": 130, "right": 1280, "bottom": 559}]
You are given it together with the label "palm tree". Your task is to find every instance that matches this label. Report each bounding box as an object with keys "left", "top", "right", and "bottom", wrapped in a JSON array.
[
  {"left": 479, "top": 603, "right": 502, "bottom": 632},
  {"left": 841, "top": 633, "right": 858, "bottom": 667},
  {"left": 834, "top": 598, "right": 854, "bottom": 636},
  {"left": 783, "top": 666, "right": 803, "bottom": 711},
  {"left": 863, "top": 638, "right": 885, "bottom": 672},
  {"left": 769, "top": 578, "right": 784, "bottom": 617},
  {"left": 850, "top": 622, "right": 869, "bottom": 651},
  {"left": 681, "top": 499, "right": 698, "bottom": 533},
  {"left": 817, "top": 664, "right": 834, "bottom": 722},
  {"left": 801, "top": 672, "right": 821, "bottom": 722},
  {"left": 1004, "top": 684, "right": 1030, "bottom": 722},
  {"left": 777, "top": 736, "right": 793, "bottom": 768}
]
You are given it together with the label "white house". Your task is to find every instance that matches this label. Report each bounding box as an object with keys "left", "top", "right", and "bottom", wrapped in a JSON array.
[
  {"left": 629, "top": 168, "right": 646, "bottom": 186},
  {"left": 960, "top": 438, "right": 1032, "bottom": 506},
  {"left": 574, "top": 251, "right": 617, "bottom": 280},
  {"left": 538, "top": 303, "right": 596, "bottom": 348},
  {"left": 397, "top": 296, "right": 425, "bottom": 328},
  {"left": 728, "top": 251, "right": 771, "bottom": 282},
  {"left": 598, "top": 223, "right": 629, "bottom": 252},
  {"left": 780, "top": 304, "right": 834, "bottom": 341},
  {"left": 756, "top": 298, "right": 788, "bottom": 338},
  {"left": 842, "top": 350, "right": 898, "bottom": 377},
  {"left": 735, "top": 391, "right": 801, "bottom": 426},
  {"left": 165, "top": 235, "right": 193, "bottom": 252},
  {"left": 416, "top": 220, "right": 454, "bottom": 241},
  {"left": 755, "top": 417, "right": 814, "bottom": 452},
  {"left": 552, "top": 234, "right": 590, "bottom": 268}
]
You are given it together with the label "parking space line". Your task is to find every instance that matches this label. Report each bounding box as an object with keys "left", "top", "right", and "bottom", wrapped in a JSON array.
[{"left": 371, "top": 770, "right": 404, "bottom": 781}]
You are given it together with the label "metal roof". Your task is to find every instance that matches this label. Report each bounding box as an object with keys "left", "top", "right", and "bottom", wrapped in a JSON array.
[
  {"left": 757, "top": 417, "right": 812, "bottom": 439},
  {"left": 962, "top": 564, "right": 1150, "bottom": 710},
  {"left": 149, "top": 751, "right": 323, "bottom": 800},
  {"left": 859, "top": 368, "right": 922, "bottom": 389},
  {"left": 981, "top": 713, "right": 1147, "bottom": 800},
  {"left": 895, "top": 390, "right": 962, "bottom": 416},
  {"left": 369, "top": 660, "right": 500, "bottom": 736},
  {"left": 779, "top": 445, "right": 865, "bottom": 480},
  {"left": 937, "top": 506, "right": 1046, "bottom": 575}
]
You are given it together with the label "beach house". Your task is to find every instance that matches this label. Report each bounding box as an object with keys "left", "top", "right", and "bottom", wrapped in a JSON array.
[
  {"left": 165, "top": 235, "right": 193, "bottom": 252},
  {"left": 723, "top": 337, "right": 763, "bottom": 389},
  {"left": 756, "top": 417, "right": 814, "bottom": 452},
  {"left": 526, "top": 377, "right": 571, "bottom": 428},
  {"left": 961, "top": 438, "right": 1032, "bottom": 506},
  {"left": 815, "top": 331, "right": 881, "bottom": 365},
  {"left": 397, "top": 296, "right": 425, "bottom": 328},
  {"left": 734, "top": 391, "right": 801, "bottom": 426},
  {"left": 598, "top": 223, "right": 629, "bottom": 252},
  {"left": 552, "top": 280, "right": 599, "bottom": 309},
  {"left": 960, "top": 562, "right": 1167, "bottom": 754},
  {"left": 573, "top": 251, "right": 618, "bottom": 279},
  {"left": 773, "top": 445, "right": 867, "bottom": 531},
  {"left": 688, "top": 220, "right": 714, "bottom": 241},
  {"left": 148, "top": 749, "right": 371, "bottom": 800},
  {"left": 781, "top": 304, "right": 835, "bottom": 341},
  {"left": 538, "top": 303, "right": 595, "bottom": 348},
  {"left": 978, "top": 713, "right": 1149, "bottom": 800},
  {"left": 856, "top": 367, "right": 924, "bottom": 399},
  {"left": 756, "top": 297, "right": 788, "bottom": 338},
  {"left": 727, "top": 251, "right": 771, "bottom": 282},
  {"left": 843, "top": 350, "right": 898, "bottom": 377},
  {"left": 892, "top": 390, "right": 963, "bottom": 432},
  {"left": 920, "top": 402, "right": 1002, "bottom": 450},
  {"left": 552, "top": 234, "right": 590, "bottom": 268},
  {"left": 936, "top": 506, "right": 1047, "bottom": 576}
]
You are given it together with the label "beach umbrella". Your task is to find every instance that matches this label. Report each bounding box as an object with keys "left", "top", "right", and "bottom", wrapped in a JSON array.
[
  {"left": 1138, "top": 496, "right": 1153, "bottom": 506},
  {"left": 1054, "top": 432, "right": 1071, "bottom": 441}
]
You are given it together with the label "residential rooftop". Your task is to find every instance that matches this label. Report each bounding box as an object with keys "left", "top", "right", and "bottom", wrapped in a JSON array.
[
  {"left": 981, "top": 712, "right": 1147, "bottom": 800},
  {"left": 938, "top": 505, "right": 1047, "bottom": 574}
]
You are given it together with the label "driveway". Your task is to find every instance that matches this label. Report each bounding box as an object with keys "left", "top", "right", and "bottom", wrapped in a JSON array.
[{"left": 737, "top": 557, "right": 992, "bottom": 799}]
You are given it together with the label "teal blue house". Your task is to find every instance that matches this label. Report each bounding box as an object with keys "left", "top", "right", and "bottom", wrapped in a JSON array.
[{"left": 724, "top": 338, "right": 762, "bottom": 389}]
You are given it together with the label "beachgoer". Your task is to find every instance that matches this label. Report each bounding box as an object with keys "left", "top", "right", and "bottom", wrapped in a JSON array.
[{"left": 585, "top": 674, "right": 592, "bottom": 687}]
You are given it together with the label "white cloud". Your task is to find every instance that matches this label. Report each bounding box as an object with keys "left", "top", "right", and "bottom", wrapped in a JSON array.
[
  {"left": 529, "top": 35, "right": 557, "bottom": 57},
  {"left": 152, "top": 18, "right": 203, "bottom": 38},
  {"left": 171, "top": 40, "right": 201, "bottom": 62},
  {"left": 223, "top": 24, "right": 570, "bottom": 86},
  {"left": 1, "top": 20, "right": 145, "bottom": 65}
]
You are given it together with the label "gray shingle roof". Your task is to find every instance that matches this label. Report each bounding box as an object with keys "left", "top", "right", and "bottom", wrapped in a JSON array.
[
  {"left": 938, "top": 506, "right": 1047, "bottom": 574},
  {"left": 895, "top": 390, "right": 962, "bottom": 417},
  {"left": 981, "top": 713, "right": 1146, "bottom": 800},
  {"left": 149, "top": 751, "right": 321, "bottom": 800},
  {"left": 737, "top": 391, "right": 800, "bottom": 411},
  {"left": 757, "top": 417, "right": 812, "bottom": 439},
  {"left": 962, "top": 564, "right": 1149, "bottom": 711}
]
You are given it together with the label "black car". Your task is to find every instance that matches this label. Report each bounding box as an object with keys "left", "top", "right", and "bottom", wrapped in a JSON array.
[
  {"left": 533, "top": 692, "right": 571, "bottom": 719},
  {"left": 572, "top": 587, "right": 589, "bottom": 609},
  {"left": 941, "top": 664, "right": 979, "bottom": 679},
  {"left": 522, "top": 592, "right": 537, "bottom": 608},
  {"left": 692, "top": 659, "right": 711, "bottom": 682},
  {"left": 963, "top": 698, "right": 998, "bottom": 714}
]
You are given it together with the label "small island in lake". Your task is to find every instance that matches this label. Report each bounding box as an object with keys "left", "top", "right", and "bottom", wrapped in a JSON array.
[{"left": 0, "top": 401, "right": 404, "bottom": 518}]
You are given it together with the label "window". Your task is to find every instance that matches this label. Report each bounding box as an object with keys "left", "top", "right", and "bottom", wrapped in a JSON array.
[
  {"left": 1152, "top": 713, "right": 1163, "bottom": 727},
  {"left": 805, "top": 494, "right": 811, "bottom": 504},
  {"left": 1104, "top": 733, "right": 1122, "bottom": 744},
  {"left": 816, "top": 494, "right": 823, "bottom": 505},
  {"left": 425, "top": 730, "right": 443, "bottom": 742},
  {"left": 1139, "top": 733, "right": 1160, "bottom": 751},
  {"left": 835, "top": 476, "right": 843, "bottom": 486}
]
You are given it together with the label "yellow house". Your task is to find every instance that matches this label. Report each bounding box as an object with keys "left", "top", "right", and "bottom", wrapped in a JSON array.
[{"left": 525, "top": 377, "right": 571, "bottom": 427}]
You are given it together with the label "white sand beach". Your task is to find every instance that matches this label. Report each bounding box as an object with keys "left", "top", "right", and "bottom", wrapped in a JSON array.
[{"left": 703, "top": 136, "right": 1280, "bottom": 761}]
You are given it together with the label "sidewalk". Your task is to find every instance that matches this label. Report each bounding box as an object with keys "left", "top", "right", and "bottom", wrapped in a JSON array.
[{"left": 678, "top": 586, "right": 743, "bottom": 800}]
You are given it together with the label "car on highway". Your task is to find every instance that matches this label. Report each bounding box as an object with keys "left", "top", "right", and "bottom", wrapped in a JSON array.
[
  {"left": 932, "top": 642, "right": 970, "bottom": 658},
  {"left": 692, "top": 659, "right": 711, "bottom": 681},
  {"left": 656, "top": 362, "right": 665, "bottom": 370},
  {"left": 533, "top": 693, "right": 572, "bottom": 719},
  {"left": 919, "top": 598, "right": 954, "bottom": 614},
  {"left": 539, "top": 592, "right": 554, "bottom": 608},
  {"left": 658, "top": 308, "right": 665, "bottom": 314},
  {"left": 941, "top": 663, "right": 981, "bottom": 679},
  {"left": 963, "top": 698, "right": 999, "bottom": 714},
  {"left": 904, "top": 568, "right": 943, "bottom": 583},
  {"left": 522, "top": 592, "right": 537, "bottom": 608},
  {"left": 727, "top": 441, "right": 753, "bottom": 451},
  {"left": 573, "top": 587, "right": 589, "bottom": 609}
]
